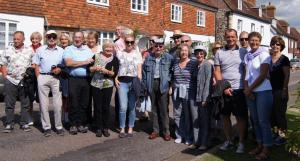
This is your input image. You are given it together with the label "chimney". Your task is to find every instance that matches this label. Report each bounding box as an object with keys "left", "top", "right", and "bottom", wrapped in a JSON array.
[
  {"left": 265, "top": 2, "right": 276, "bottom": 18},
  {"left": 246, "top": 0, "right": 256, "bottom": 7}
]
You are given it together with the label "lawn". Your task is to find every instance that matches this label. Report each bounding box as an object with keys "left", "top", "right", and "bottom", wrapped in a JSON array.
[{"left": 199, "top": 105, "right": 300, "bottom": 161}]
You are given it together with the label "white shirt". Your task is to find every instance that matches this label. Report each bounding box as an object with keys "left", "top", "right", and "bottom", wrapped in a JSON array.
[
  {"left": 117, "top": 49, "right": 142, "bottom": 77},
  {"left": 244, "top": 48, "right": 272, "bottom": 92}
]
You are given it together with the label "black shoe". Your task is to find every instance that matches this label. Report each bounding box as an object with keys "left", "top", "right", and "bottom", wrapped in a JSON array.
[
  {"left": 103, "top": 129, "right": 110, "bottom": 137},
  {"left": 44, "top": 129, "right": 51, "bottom": 137},
  {"left": 69, "top": 126, "right": 78, "bottom": 135},
  {"left": 21, "top": 124, "right": 32, "bottom": 132},
  {"left": 3, "top": 124, "right": 14, "bottom": 133},
  {"left": 57, "top": 129, "right": 64, "bottom": 136},
  {"left": 77, "top": 126, "right": 88, "bottom": 133},
  {"left": 96, "top": 129, "right": 102, "bottom": 137},
  {"left": 119, "top": 132, "right": 126, "bottom": 138}
]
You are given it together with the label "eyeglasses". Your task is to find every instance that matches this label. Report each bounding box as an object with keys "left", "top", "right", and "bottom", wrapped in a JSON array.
[
  {"left": 173, "top": 36, "right": 181, "bottom": 40},
  {"left": 47, "top": 34, "right": 57, "bottom": 40},
  {"left": 214, "top": 47, "right": 222, "bottom": 50},
  {"left": 181, "top": 40, "right": 189, "bottom": 43},
  {"left": 271, "top": 43, "right": 281, "bottom": 46},
  {"left": 155, "top": 45, "right": 164, "bottom": 48},
  {"left": 125, "top": 41, "right": 135, "bottom": 45},
  {"left": 240, "top": 38, "right": 248, "bottom": 41}
]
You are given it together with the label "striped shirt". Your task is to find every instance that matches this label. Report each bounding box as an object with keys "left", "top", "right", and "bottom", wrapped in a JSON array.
[{"left": 172, "top": 59, "right": 196, "bottom": 88}]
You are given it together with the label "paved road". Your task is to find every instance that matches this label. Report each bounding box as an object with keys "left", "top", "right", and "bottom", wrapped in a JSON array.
[{"left": 0, "top": 70, "right": 300, "bottom": 161}]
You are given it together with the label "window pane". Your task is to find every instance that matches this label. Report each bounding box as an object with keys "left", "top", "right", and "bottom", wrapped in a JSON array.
[
  {"left": 103, "top": 32, "right": 107, "bottom": 38},
  {"left": 0, "top": 22, "right": 5, "bottom": 31}
]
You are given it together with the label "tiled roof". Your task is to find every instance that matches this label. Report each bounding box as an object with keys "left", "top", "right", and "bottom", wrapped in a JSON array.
[{"left": 0, "top": 0, "right": 44, "bottom": 17}]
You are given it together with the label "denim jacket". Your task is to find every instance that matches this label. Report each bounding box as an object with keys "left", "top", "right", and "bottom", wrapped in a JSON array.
[{"left": 142, "top": 52, "right": 174, "bottom": 94}]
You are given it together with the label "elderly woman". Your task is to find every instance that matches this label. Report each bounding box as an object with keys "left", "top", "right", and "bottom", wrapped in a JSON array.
[
  {"left": 86, "top": 31, "right": 101, "bottom": 125},
  {"left": 59, "top": 32, "right": 71, "bottom": 124},
  {"left": 172, "top": 44, "right": 196, "bottom": 145},
  {"left": 28, "top": 31, "right": 43, "bottom": 126},
  {"left": 115, "top": 34, "right": 142, "bottom": 138},
  {"left": 30, "top": 31, "right": 42, "bottom": 53},
  {"left": 269, "top": 36, "right": 290, "bottom": 146},
  {"left": 90, "top": 41, "right": 119, "bottom": 137},
  {"left": 189, "top": 45, "right": 212, "bottom": 150},
  {"left": 60, "top": 32, "right": 71, "bottom": 49},
  {"left": 244, "top": 32, "right": 273, "bottom": 160}
]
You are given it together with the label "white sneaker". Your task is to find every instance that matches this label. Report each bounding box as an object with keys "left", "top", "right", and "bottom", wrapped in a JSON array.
[
  {"left": 174, "top": 138, "right": 182, "bottom": 144},
  {"left": 236, "top": 143, "right": 245, "bottom": 154},
  {"left": 219, "top": 141, "right": 234, "bottom": 151},
  {"left": 27, "top": 121, "right": 34, "bottom": 126},
  {"left": 185, "top": 140, "right": 192, "bottom": 145}
]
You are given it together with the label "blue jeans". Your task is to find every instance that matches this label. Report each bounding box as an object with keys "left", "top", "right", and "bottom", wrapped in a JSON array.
[
  {"left": 173, "top": 90, "right": 193, "bottom": 142},
  {"left": 247, "top": 90, "right": 273, "bottom": 147},
  {"left": 118, "top": 82, "right": 136, "bottom": 129}
]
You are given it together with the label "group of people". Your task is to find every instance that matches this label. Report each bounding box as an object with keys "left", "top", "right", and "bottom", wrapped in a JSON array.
[{"left": 0, "top": 26, "right": 290, "bottom": 160}]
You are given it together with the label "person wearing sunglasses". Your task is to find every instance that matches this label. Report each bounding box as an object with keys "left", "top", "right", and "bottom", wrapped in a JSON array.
[
  {"left": 239, "top": 31, "right": 250, "bottom": 51},
  {"left": 115, "top": 35, "right": 142, "bottom": 138},
  {"left": 269, "top": 36, "right": 290, "bottom": 146},
  {"left": 143, "top": 38, "right": 173, "bottom": 141},
  {"left": 32, "top": 30, "right": 65, "bottom": 137},
  {"left": 169, "top": 30, "right": 183, "bottom": 57}
]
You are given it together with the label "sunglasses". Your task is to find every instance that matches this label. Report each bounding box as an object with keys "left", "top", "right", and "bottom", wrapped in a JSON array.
[
  {"left": 240, "top": 38, "right": 248, "bottom": 41},
  {"left": 125, "top": 41, "right": 135, "bottom": 45},
  {"left": 181, "top": 40, "right": 189, "bottom": 43},
  {"left": 173, "top": 36, "right": 181, "bottom": 40},
  {"left": 214, "top": 47, "right": 222, "bottom": 50},
  {"left": 271, "top": 43, "right": 281, "bottom": 46},
  {"left": 155, "top": 45, "right": 164, "bottom": 48},
  {"left": 47, "top": 34, "right": 57, "bottom": 40}
]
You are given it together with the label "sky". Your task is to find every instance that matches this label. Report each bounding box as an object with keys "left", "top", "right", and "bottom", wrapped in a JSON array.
[{"left": 258, "top": 0, "right": 300, "bottom": 31}]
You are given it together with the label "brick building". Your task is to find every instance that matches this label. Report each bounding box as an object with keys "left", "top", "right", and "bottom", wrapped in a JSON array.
[{"left": 0, "top": 0, "right": 218, "bottom": 50}]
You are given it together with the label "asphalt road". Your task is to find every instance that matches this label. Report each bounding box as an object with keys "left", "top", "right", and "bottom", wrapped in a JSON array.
[{"left": 0, "top": 70, "right": 300, "bottom": 161}]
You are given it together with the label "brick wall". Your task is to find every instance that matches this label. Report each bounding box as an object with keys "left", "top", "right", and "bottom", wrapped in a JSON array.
[
  {"left": 44, "top": 0, "right": 215, "bottom": 36},
  {"left": 0, "top": 0, "right": 44, "bottom": 17}
]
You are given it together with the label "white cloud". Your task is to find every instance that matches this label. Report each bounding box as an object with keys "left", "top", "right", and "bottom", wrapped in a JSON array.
[{"left": 258, "top": 0, "right": 300, "bottom": 31}]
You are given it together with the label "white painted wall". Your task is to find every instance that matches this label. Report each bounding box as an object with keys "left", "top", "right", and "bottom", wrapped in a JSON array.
[
  {"left": 0, "top": 13, "right": 44, "bottom": 49},
  {"left": 231, "top": 13, "right": 271, "bottom": 47},
  {"left": 164, "top": 30, "right": 215, "bottom": 49}
]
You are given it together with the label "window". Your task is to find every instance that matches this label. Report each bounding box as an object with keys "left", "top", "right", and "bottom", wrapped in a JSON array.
[
  {"left": 260, "top": 26, "right": 264, "bottom": 36},
  {"left": 251, "top": 23, "right": 255, "bottom": 32},
  {"left": 98, "top": 31, "right": 115, "bottom": 48},
  {"left": 197, "top": 11, "right": 206, "bottom": 27},
  {"left": 171, "top": 4, "right": 182, "bottom": 23},
  {"left": 0, "top": 21, "right": 17, "bottom": 50},
  {"left": 238, "top": 0, "right": 243, "bottom": 10},
  {"left": 237, "top": 19, "right": 243, "bottom": 33},
  {"left": 131, "top": 0, "right": 148, "bottom": 13},
  {"left": 87, "top": 0, "right": 109, "bottom": 6}
]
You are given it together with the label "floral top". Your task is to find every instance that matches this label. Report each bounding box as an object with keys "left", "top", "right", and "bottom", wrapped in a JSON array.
[
  {"left": 90, "top": 53, "right": 119, "bottom": 89},
  {"left": 0, "top": 46, "right": 33, "bottom": 85},
  {"left": 116, "top": 49, "right": 142, "bottom": 77}
]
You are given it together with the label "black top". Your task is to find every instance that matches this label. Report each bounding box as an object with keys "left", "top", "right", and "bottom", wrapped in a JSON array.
[{"left": 270, "top": 55, "right": 290, "bottom": 90}]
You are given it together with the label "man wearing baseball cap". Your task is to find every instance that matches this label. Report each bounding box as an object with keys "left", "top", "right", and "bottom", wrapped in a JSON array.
[
  {"left": 32, "top": 30, "right": 65, "bottom": 137},
  {"left": 143, "top": 38, "right": 174, "bottom": 141}
]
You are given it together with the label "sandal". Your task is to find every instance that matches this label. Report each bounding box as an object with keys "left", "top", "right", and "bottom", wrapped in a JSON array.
[
  {"left": 249, "top": 147, "right": 262, "bottom": 155},
  {"left": 255, "top": 151, "right": 269, "bottom": 160}
]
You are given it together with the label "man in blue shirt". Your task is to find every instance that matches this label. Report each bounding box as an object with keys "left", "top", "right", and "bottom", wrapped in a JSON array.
[
  {"left": 63, "top": 31, "right": 94, "bottom": 135},
  {"left": 32, "top": 30, "right": 64, "bottom": 137}
]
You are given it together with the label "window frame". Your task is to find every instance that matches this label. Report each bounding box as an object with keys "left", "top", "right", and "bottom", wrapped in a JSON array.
[
  {"left": 98, "top": 31, "right": 115, "bottom": 48},
  {"left": 238, "top": 0, "right": 243, "bottom": 10},
  {"left": 87, "top": 0, "right": 109, "bottom": 6},
  {"left": 196, "top": 10, "right": 206, "bottom": 27},
  {"left": 131, "top": 0, "right": 149, "bottom": 14},
  {"left": 260, "top": 25, "right": 264, "bottom": 36},
  {"left": 171, "top": 4, "right": 182, "bottom": 23},
  {"left": 251, "top": 23, "right": 255, "bottom": 32},
  {"left": 237, "top": 19, "right": 243, "bottom": 33},
  {"left": 0, "top": 20, "right": 18, "bottom": 50}
]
